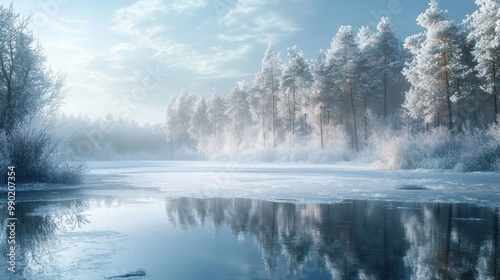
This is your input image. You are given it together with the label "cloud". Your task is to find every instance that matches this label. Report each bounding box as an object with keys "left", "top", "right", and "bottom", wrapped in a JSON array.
[
  {"left": 110, "top": 0, "right": 208, "bottom": 33},
  {"left": 110, "top": 0, "right": 167, "bottom": 35},
  {"left": 108, "top": 0, "right": 253, "bottom": 80},
  {"left": 171, "top": 0, "right": 208, "bottom": 13},
  {"left": 217, "top": 0, "right": 300, "bottom": 44},
  {"left": 51, "top": 0, "right": 304, "bottom": 123}
]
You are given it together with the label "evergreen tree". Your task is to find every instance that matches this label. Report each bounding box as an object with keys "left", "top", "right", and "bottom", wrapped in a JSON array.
[
  {"left": 327, "top": 25, "right": 362, "bottom": 151},
  {"left": 165, "top": 95, "right": 178, "bottom": 159},
  {"left": 175, "top": 89, "right": 196, "bottom": 147},
  {"left": 189, "top": 97, "right": 211, "bottom": 152},
  {"left": 356, "top": 26, "right": 380, "bottom": 142},
  {"left": 403, "top": 0, "right": 467, "bottom": 130},
  {"left": 467, "top": 0, "right": 500, "bottom": 122},
  {"left": 253, "top": 42, "right": 281, "bottom": 147},
  {"left": 225, "top": 81, "right": 251, "bottom": 145},
  {"left": 306, "top": 49, "right": 337, "bottom": 149},
  {"left": 278, "top": 45, "right": 312, "bottom": 146},
  {"left": 371, "top": 17, "right": 405, "bottom": 119},
  {"left": 207, "top": 87, "right": 227, "bottom": 139}
]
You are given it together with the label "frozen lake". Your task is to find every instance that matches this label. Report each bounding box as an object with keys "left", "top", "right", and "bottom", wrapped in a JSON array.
[{"left": 1, "top": 161, "right": 499, "bottom": 279}]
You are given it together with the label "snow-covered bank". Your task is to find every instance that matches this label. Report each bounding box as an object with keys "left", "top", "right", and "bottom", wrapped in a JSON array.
[{"left": 86, "top": 161, "right": 500, "bottom": 207}]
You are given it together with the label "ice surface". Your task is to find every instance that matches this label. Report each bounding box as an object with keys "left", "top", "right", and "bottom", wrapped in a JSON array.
[
  {"left": 85, "top": 161, "right": 500, "bottom": 207},
  {"left": 2, "top": 161, "right": 499, "bottom": 280}
]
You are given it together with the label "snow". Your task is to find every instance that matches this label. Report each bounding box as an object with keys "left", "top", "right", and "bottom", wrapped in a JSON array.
[{"left": 86, "top": 161, "right": 500, "bottom": 207}]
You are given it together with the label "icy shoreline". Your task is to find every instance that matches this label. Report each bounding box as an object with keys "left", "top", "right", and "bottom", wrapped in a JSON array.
[{"left": 82, "top": 160, "right": 500, "bottom": 207}]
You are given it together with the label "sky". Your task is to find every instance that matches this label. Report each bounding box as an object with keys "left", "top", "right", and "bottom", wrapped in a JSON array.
[{"left": 4, "top": 0, "right": 478, "bottom": 124}]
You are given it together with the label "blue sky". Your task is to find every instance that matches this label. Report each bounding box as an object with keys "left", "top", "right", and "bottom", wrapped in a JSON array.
[{"left": 6, "top": 0, "right": 477, "bottom": 124}]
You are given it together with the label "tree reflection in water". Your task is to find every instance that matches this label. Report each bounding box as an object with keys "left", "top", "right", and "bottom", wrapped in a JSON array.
[
  {"left": 165, "top": 198, "right": 499, "bottom": 280},
  {"left": 0, "top": 193, "right": 90, "bottom": 279}
]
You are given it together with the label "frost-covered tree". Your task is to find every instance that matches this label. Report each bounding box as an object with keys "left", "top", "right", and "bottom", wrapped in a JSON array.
[
  {"left": 453, "top": 23, "right": 482, "bottom": 126},
  {"left": 165, "top": 95, "right": 178, "bottom": 159},
  {"left": 327, "top": 26, "right": 362, "bottom": 151},
  {"left": 370, "top": 17, "right": 405, "bottom": 119},
  {"left": 0, "top": 5, "right": 64, "bottom": 133},
  {"left": 278, "top": 45, "right": 312, "bottom": 145},
  {"left": 165, "top": 90, "right": 195, "bottom": 155},
  {"left": 253, "top": 42, "right": 281, "bottom": 147},
  {"left": 188, "top": 97, "right": 211, "bottom": 152},
  {"left": 467, "top": 0, "right": 500, "bottom": 122},
  {"left": 306, "top": 49, "right": 337, "bottom": 149},
  {"left": 175, "top": 89, "right": 196, "bottom": 147},
  {"left": 0, "top": 5, "right": 83, "bottom": 183},
  {"left": 207, "top": 87, "right": 227, "bottom": 139},
  {"left": 248, "top": 84, "right": 270, "bottom": 146},
  {"left": 356, "top": 26, "right": 381, "bottom": 141},
  {"left": 403, "top": 0, "right": 468, "bottom": 130},
  {"left": 225, "top": 81, "right": 251, "bottom": 145}
]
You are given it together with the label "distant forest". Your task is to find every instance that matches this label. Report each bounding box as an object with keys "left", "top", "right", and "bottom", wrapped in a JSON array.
[
  {"left": 162, "top": 0, "right": 500, "bottom": 170},
  {"left": 2, "top": 1, "right": 500, "bottom": 180}
]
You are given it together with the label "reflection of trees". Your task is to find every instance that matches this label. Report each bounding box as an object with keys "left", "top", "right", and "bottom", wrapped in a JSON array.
[
  {"left": 403, "top": 203, "right": 499, "bottom": 280},
  {"left": 0, "top": 192, "right": 90, "bottom": 279},
  {"left": 165, "top": 198, "right": 500, "bottom": 279}
]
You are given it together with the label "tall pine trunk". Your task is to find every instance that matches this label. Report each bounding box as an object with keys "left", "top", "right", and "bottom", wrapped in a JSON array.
[
  {"left": 444, "top": 53, "right": 453, "bottom": 131},
  {"left": 320, "top": 112, "right": 324, "bottom": 149},
  {"left": 384, "top": 55, "right": 388, "bottom": 119},
  {"left": 494, "top": 61, "right": 498, "bottom": 123},
  {"left": 170, "top": 132, "right": 173, "bottom": 160},
  {"left": 364, "top": 95, "right": 368, "bottom": 142},
  {"left": 350, "top": 84, "right": 358, "bottom": 152},
  {"left": 271, "top": 72, "right": 276, "bottom": 147},
  {"left": 262, "top": 102, "right": 266, "bottom": 146},
  {"left": 292, "top": 83, "right": 296, "bottom": 137}
]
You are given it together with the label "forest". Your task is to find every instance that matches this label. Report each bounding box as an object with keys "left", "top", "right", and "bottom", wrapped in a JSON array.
[
  {"left": 164, "top": 0, "right": 500, "bottom": 171},
  {"left": 1, "top": 1, "right": 500, "bottom": 185}
]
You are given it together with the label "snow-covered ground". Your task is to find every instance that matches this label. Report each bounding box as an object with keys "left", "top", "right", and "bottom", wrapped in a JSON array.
[{"left": 87, "top": 160, "right": 500, "bottom": 207}]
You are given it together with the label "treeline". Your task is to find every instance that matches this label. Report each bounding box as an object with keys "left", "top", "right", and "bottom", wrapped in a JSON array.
[
  {"left": 58, "top": 115, "right": 170, "bottom": 160},
  {"left": 165, "top": 0, "right": 500, "bottom": 165}
]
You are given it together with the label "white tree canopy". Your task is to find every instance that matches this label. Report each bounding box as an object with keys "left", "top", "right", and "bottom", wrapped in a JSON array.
[{"left": 467, "top": 0, "right": 500, "bottom": 119}]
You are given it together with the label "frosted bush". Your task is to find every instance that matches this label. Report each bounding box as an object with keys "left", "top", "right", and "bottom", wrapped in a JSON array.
[
  {"left": 376, "top": 126, "right": 453, "bottom": 169},
  {"left": 5, "top": 120, "right": 85, "bottom": 183},
  {"left": 373, "top": 120, "right": 500, "bottom": 172}
]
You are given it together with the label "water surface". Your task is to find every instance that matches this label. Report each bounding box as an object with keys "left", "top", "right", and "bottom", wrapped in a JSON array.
[
  {"left": 1, "top": 193, "right": 498, "bottom": 279},
  {"left": 1, "top": 161, "right": 499, "bottom": 279}
]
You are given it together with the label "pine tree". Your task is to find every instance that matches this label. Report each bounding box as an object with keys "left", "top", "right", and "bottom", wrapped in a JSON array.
[
  {"left": 467, "top": 0, "right": 500, "bottom": 122},
  {"left": 371, "top": 17, "right": 405, "bottom": 119},
  {"left": 225, "top": 81, "right": 251, "bottom": 145},
  {"left": 403, "top": 0, "right": 467, "bottom": 130},
  {"left": 278, "top": 45, "right": 312, "bottom": 146},
  {"left": 306, "top": 49, "right": 337, "bottom": 149},
  {"left": 327, "top": 25, "right": 361, "bottom": 151},
  {"left": 165, "top": 95, "right": 178, "bottom": 160},
  {"left": 357, "top": 26, "right": 380, "bottom": 142},
  {"left": 253, "top": 42, "right": 281, "bottom": 147},
  {"left": 207, "top": 87, "right": 227, "bottom": 139},
  {"left": 453, "top": 23, "right": 481, "bottom": 126},
  {"left": 189, "top": 97, "right": 211, "bottom": 152}
]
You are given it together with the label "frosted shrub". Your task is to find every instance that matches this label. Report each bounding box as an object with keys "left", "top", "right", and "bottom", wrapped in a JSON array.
[
  {"left": 486, "top": 122, "right": 500, "bottom": 171},
  {"left": 373, "top": 120, "right": 500, "bottom": 172},
  {"left": 378, "top": 126, "right": 456, "bottom": 170},
  {"left": 5, "top": 120, "right": 85, "bottom": 183}
]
